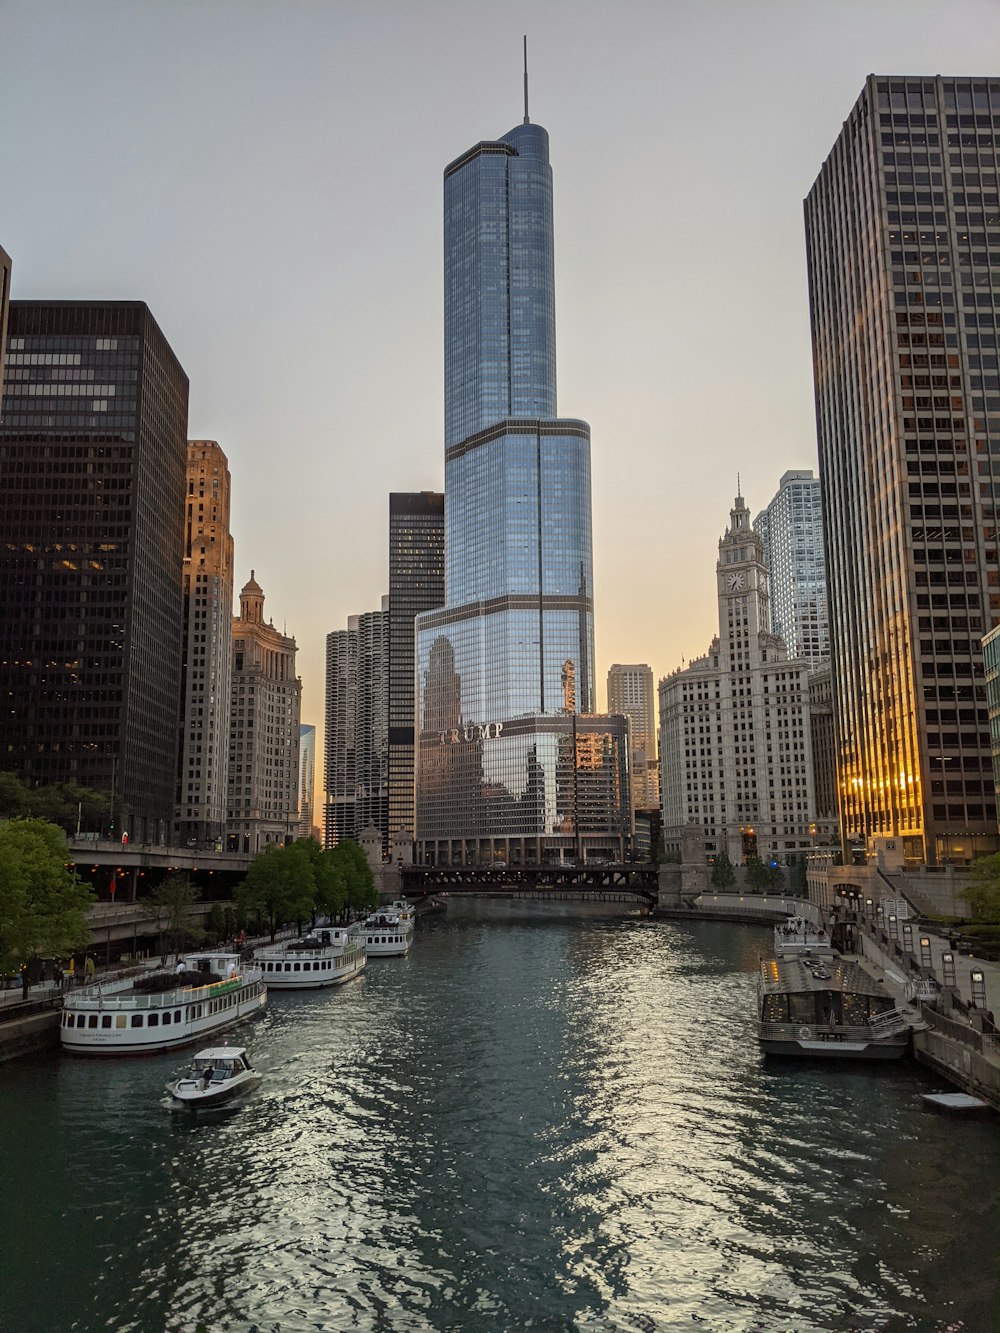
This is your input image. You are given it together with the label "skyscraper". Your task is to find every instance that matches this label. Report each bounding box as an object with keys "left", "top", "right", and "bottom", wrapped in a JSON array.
[
  {"left": 324, "top": 599, "right": 389, "bottom": 848},
  {"left": 659, "top": 494, "right": 816, "bottom": 866},
  {"left": 754, "top": 470, "right": 829, "bottom": 667},
  {"left": 176, "top": 440, "right": 234, "bottom": 847},
  {"left": 607, "top": 664, "right": 658, "bottom": 812},
  {"left": 297, "top": 723, "right": 317, "bottom": 840},
  {"left": 0, "top": 301, "right": 188, "bottom": 840},
  {"left": 0, "top": 246, "right": 11, "bottom": 401},
  {"left": 226, "top": 573, "right": 301, "bottom": 853},
  {"left": 387, "top": 492, "right": 444, "bottom": 849},
  {"left": 414, "top": 94, "right": 627, "bottom": 865},
  {"left": 805, "top": 75, "right": 1000, "bottom": 864}
]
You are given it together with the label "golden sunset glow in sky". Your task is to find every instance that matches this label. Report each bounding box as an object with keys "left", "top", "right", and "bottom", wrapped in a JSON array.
[{"left": 4, "top": 0, "right": 1000, "bottom": 785}]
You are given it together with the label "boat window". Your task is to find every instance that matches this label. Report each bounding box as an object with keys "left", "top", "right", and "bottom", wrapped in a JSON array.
[
  {"left": 88, "top": 1015, "right": 98, "bottom": 1029},
  {"left": 116, "top": 1015, "right": 127, "bottom": 1029},
  {"left": 293, "top": 963, "right": 300, "bottom": 972},
  {"left": 163, "top": 1011, "right": 171, "bottom": 1024},
  {"left": 174, "top": 1010, "right": 181, "bottom": 1022},
  {"left": 65, "top": 1013, "right": 74, "bottom": 1027},
  {"left": 787, "top": 995, "right": 815, "bottom": 1023},
  {"left": 148, "top": 1013, "right": 159, "bottom": 1027},
  {"left": 101, "top": 1015, "right": 111, "bottom": 1029},
  {"left": 130, "top": 1014, "right": 143, "bottom": 1028},
  {"left": 284, "top": 963, "right": 291, "bottom": 972}
]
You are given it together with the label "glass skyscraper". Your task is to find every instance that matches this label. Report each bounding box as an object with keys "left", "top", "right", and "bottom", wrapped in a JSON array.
[{"left": 415, "top": 114, "right": 628, "bottom": 865}]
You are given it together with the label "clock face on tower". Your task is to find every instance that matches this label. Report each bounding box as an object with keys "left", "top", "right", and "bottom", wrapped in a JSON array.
[{"left": 726, "top": 570, "right": 746, "bottom": 593}]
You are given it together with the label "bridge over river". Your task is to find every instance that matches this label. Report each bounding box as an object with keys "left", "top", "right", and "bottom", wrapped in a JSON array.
[{"left": 400, "top": 862, "right": 660, "bottom": 908}]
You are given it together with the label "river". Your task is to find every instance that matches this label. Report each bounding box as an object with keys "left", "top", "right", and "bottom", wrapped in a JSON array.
[{"left": 0, "top": 902, "right": 997, "bottom": 1332}]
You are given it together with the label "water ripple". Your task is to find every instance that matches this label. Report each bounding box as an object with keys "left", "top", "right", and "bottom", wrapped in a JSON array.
[{"left": 0, "top": 905, "right": 997, "bottom": 1332}]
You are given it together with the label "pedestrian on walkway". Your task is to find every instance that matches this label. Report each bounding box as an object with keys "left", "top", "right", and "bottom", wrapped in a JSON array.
[
  {"left": 20, "top": 967, "right": 29, "bottom": 1001},
  {"left": 84, "top": 955, "right": 96, "bottom": 983}
]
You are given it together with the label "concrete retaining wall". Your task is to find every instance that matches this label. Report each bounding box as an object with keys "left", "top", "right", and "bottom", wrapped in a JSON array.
[{"left": 0, "top": 1010, "right": 60, "bottom": 1064}]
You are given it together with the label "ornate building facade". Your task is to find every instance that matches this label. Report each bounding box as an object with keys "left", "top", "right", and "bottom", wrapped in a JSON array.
[{"left": 226, "top": 572, "right": 301, "bottom": 853}]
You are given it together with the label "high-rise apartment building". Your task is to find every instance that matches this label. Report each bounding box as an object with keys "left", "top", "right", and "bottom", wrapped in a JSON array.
[
  {"left": 0, "top": 246, "right": 11, "bottom": 401},
  {"left": 659, "top": 494, "right": 817, "bottom": 866},
  {"left": 226, "top": 573, "right": 301, "bottom": 853},
  {"left": 805, "top": 75, "right": 1000, "bottom": 864},
  {"left": 607, "top": 664, "right": 658, "bottom": 812},
  {"left": 754, "top": 470, "right": 829, "bottom": 667},
  {"left": 176, "top": 441, "right": 234, "bottom": 847},
  {"left": 298, "top": 723, "right": 317, "bottom": 840},
  {"left": 414, "top": 99, "right": 629, "bottom": 864},
  {"left": 0, "top": 302, "right": 188, "bottom": 840},
  {"left": 324, "top": 600, "right": 389, "bottom": 848},
  {"left": 387, "top": 492, "right": 444, "bottom": 849}
]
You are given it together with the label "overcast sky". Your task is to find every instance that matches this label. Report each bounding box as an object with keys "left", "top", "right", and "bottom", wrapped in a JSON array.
[{"left": 3, "top": 0, "right": 1000, "bottom": 779}]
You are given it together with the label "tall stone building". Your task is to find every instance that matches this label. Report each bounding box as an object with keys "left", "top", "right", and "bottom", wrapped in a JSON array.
[
  {"left": 387, "top": 492, "right": 444, "bottom": 850},
  {"left": 805, "top": 75, "right": 1000, "bottom": 864},
  {"left": 175, "top": 441, "right": 233, "bottom": 847},
  {"left": 226, "top": 572, "right": 301, "bottom": 853},
  {"left": 413, "top": 94, "right": 629, "bottom": 864},
  {"left": 607, "top": 664, "right": 658, "bottom": 812},
  {"left": 659, "top": 494, "right": 817, "bottom": 866},
  {"left": 754, "top": 470, "right": 830, "bottom": 667},
  {"left": 324, "top": 599, "right": 389, "bottom": 848},
  {"left": 0, "top": 301, "right": 188, "bottom": 841}
]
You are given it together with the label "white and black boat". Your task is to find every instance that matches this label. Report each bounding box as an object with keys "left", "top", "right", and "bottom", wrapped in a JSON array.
[
  {"left": 359, "top": 907, "right": 411, "bottom": 958},
  {"left": 254, "top": 926, "right": 366, "bottom": 989},
  {"left": 61, "top": 952, "right": 266, "bottom": 1056},
  {"left": 757, "top": 917, "right": 918, "bottom": 1060},
  {"left": 168, "top": 1046, "right": 261, "bottom": 1109}
]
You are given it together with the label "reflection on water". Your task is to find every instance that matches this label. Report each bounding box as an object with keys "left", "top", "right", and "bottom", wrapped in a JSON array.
[{"left": 0, "top": 903, "right": 997, "bottom": 1332}]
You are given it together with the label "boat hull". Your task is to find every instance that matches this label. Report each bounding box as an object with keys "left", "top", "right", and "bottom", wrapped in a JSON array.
[
  {"left": 259, "top": 954, "right": 366, "bottom": 990},
  {"left": 759, "top": 1031, "right": 910, "bottom": 1061},
  {"left": 169, "top": 1072, "right": 261, "bottom": 1108}
]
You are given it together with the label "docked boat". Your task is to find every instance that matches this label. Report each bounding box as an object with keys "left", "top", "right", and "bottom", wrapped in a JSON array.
[
  {"left": 757, "top": 917, "right": 918, "bottom": 1060},
  {"left": 61, "top": 952, "right": 266, "bottom": 1056},
  {"left": 387, "top": 899, "right": 416, "bottom": 935},
  {"left": 168, "top": 1046, "right": 260, "bottom": 1109},
  {"left": 359, "top": 907, "right": 411, "bottom": 958},
  {"left": 254, "top": 925, "right": 366, "bottom": 989}
]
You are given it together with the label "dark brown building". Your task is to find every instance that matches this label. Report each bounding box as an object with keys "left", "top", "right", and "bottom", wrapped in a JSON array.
[{"left": 0, "top": 302, "right": 189, "bottom": 841}]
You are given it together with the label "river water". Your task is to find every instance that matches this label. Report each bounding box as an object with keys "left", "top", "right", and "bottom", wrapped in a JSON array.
[{"left": 0, "top": 903, "right": 997, "bottom": 1333}]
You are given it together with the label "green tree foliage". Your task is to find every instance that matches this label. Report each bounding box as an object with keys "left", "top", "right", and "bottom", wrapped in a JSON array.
[
  {"left": 787, "top": 854, "right": 808, "bottom": 896},
  {"left": 0, "top": 819, "right": 94, "bottom": 970},
  {"left": 710, "top": 849, "right": 736, "bottom": 889},
  {"left": 235, "top": 842, "right": 316, "bottom": 939},
  {"left": 150, "top": 875, "right": 202, "bottom": 959},
  {"left": 0, "top": 773, "right": 109, "bottom": 836},
  {"left": 329, "top": 840, "right": 378, "bottom": 913},
  {"left": 962, "top": 853, "right": 1000, "bottom": 922},
  {"left": 296, "top": 838, "right": 347, "bottom": 920},
  {"left": 744, "top": 856, "right": 770, "bottom": 892}
]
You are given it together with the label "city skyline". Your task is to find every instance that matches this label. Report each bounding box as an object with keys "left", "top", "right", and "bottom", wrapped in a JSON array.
[{"left": 3, "top": 2, "right": 1000, "bottom": 773}]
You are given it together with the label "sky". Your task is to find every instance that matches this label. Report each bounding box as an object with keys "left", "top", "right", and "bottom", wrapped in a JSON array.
[{"left": 3, "top": 0, "right": 1000, "bottom": 785}]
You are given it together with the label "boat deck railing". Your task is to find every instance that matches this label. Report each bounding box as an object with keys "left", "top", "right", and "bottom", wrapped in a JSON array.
[
  {"left": 758, "top": 1016, "right": 910, "bottom": 1043},
  {"left": 65, "top": 966, "right": 263, "bottom": 1012}
]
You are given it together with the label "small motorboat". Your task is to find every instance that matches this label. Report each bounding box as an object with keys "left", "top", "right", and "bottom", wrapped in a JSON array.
[{"left": 168, "top": 1047, "right": 260, "bottom": 1109}]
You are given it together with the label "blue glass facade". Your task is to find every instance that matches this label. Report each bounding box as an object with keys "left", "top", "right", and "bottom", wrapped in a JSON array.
[{"left": 416, "top": 120, "right": 626, "bottom": 863}]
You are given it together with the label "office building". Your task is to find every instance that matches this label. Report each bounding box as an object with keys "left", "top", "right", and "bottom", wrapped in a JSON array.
[
  {"left": 659, "top": 493, "right": 817, "bottom": 865},
  {"left": 0, "top": 246, "right": 10, "bottom": 401},
  {"left": 754, "top": 470, "right": 829, "bottom": 667},
  {"left": 226, "top": 572, "right": 301, "bottom": 853},
  {"left": 805, "top": 75, "right": 1000, "bottom": 864},
  {"left": 607, "top": 664, "right": 658, "bottom": 812},
  {"left": 414, "top": 93, "right": 629, "bottom": 864},
  {"left": 176, "top": 441, "right": 234, "bottom": 847},
  {"left": 324, "top": 599, "right": 389, "bottom": 848},
  {"left": 0, "top": 301, "right": 188, "bottom": 840},
  {"left": 298, "top": 723, "right": 317, "bottom": 840},
  {"left": 387, "top": 492, "right": 444, "bottom": 850}
]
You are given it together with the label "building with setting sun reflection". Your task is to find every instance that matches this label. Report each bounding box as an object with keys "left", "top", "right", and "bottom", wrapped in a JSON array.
[{"left": 806, "top": 75, "right": 1000, "bottom": 864}]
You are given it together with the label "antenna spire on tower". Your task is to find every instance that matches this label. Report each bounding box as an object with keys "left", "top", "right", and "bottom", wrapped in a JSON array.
[{"left": 523, "top": 35, "right": 530, "bottom": 124}]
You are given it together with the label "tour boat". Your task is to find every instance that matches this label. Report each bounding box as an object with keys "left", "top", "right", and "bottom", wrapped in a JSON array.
[
  {"left": 388, "top": 900, "right": 416, "bottom": 935},
  {"left": 168, "top": 1046, "right": 261, "bottom": 1109},
  {"left": 254, "top": 925, "right": 366, "bottom": 989},
  {"left": 757, "top": 921, "right": 916, "bottom": 1060},
  {"left": 61, "top": 952, "right": 266, "bottom": 1056},
  {"left": 359, "top": 907, "right": 411, "bottom": 958}
]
